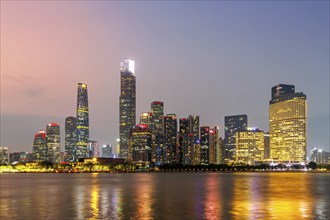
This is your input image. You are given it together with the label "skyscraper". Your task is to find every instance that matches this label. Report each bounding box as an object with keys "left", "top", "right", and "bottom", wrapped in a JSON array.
[
  {"left": 179, "top": 115, "right": 200, "bottom": 165},
  {"left": 46, "top": 123, "right": 61, "bottom": 163},
  {"left": 269, "top": 84, "right": 307, "bottom": 163},
  {"left": 151, "top": 101, "right": 164, "bottom": 135},
  {"left": 224, "top": 114, "right": 248, "bottom": 163},
  {"left": 209, "top": 126, "right": 219, "bottom": 164},
  {"left": 32, "top": 130, "right": 47, "bottom": 162},
  {"left": 236, "top": 127, "right": 264, "bottom": 165},
  {"left": 119, "top": 59, "right": 136, "bottom": 159},
  {"left": 130, "top": 124, "right": 152, "bottom": 163},
  {"left": 76, "top": 83, "right": 89, "bottom": 159},
  {"left": 65, "top": 116, "right": 77, "bottom": 162},
  {"left": 163, "top": 114, "right": 177, "bottom": 164},
  {"left": 200, "top": 126, "right": 210, "bottom": 165}
]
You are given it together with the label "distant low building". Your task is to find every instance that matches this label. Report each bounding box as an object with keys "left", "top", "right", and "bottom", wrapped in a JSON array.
[
  {"left": 84, "top": 157, "right": 125, "bottom": 165},
  {"left": 102, "top": 145, "right": 112, "bottom": 158},
  {"left": 10, "top": 152, "right": 33, "bottom": 163},
  {"left": 310, "top": 148, "right": 330, "bottom": 165}
]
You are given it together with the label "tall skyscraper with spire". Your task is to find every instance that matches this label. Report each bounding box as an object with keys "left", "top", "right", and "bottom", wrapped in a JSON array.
[
  {"left": 269, "top": 84, "right": 307, "bottom": 162},
  {"left": 76, "top": 83, "right": 89, "bottom": 159},
  {"left": 119, "top": 59, "right": 136, "bottom": 159}
]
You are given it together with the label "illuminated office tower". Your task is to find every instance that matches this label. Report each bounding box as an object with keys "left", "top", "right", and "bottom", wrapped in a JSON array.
[
  {"left": 269, "top": 84, "right": 307, "bottom": 162},
  {"left": 65, "top": 116, "right": 77, "bottom": 162},
  {"left": 32, "top": 130, "right": 47, "bottom": 161},
  {"left": 140, "top": 112, "right": 152, "bottom": 127},
  {"left": 200, "top": 126, "right": 210, "bottom": 165},
  {"left": 224, "top": 115, "right": 248, "bottom": 163},
  {"left": 119, "top": 59, "right": 136, "bottom": 159},
  {"left": 209, "top": 127, "right": 219, "bottom": 164},
  {"left": 46, "top": 123, "right": 61, "bottom": 163},
  {"left": 0, "top": 147, "right": 9, "bottom": 165},
  {"left": 130, "top": 124, "right": 152, "bottom": 163},
  {"left": 76, "top": 83, "right": 89, "bottom": 159},
  {"left": 179, "top": 115, "right": 200, "bottom": 165},
  {"left": 236, "top": 127, "right": 264, "bottom": 165},
  {"left": 151, "top": 101, "right": 164, "bottom": 134},
  {"left": 163, "top": 114, "right": 177, "bottom": 164},
  {"left": 102, "top": 145, "right": 112, "bottom": 158},
  {"left": 219, "top": 137, "right": 225, "bottom": 164},
  {"left": 310, "top": 148, "right": 329, "bottom": 165}
]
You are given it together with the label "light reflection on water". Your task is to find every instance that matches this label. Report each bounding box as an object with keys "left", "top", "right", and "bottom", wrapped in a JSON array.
[{"left": 0, "top": 173, "right": 329, "bottom": 219}]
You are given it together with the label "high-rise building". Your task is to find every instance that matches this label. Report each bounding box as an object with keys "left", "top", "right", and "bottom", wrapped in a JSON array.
[
  {"left": 102, "top": 145, "right": 112, "bottom": 158},
  {"left": 224, "top": 114, "right": 248, "bottom": 163},
  {"left": 269, "top": 84, "right": 307, "bottom": 163},
  {"left": 130, "top": 124, "right": 152, "bottom": 163},
  {"left": 65, "top": 116, "right": 77, "bottom": 162},
  {"left": 0, "top": 147, "right": 9, "bottom": 165},
  {"left": 46, "top": 123, "right": 61, "bottom": 163},
  {"left": 219, "top": 137, "right": 225, "bottom": 164},
  {"left": 163, "top": 114, "right": 177, "bottom": 164},
  {"left": 209, "top": 127, "right": 219, "bottom": 164},
  {"left": 200, "top": 126, "right": 210, "bottom": 165},
  {"left": 76, "top": 83, "right": 89, "bottom": 159},
  {"left": 179, "top": 115, "right": 200, "bottom": 165},
  {"left": 151, "top": 101, "right": 164, "bottom": 135},
  {"left": 32, "top": 130, "right": 47, "bottom": 162},
  {"left": 236, "top": 127, "right": 264, "bottom": 165},
  {"left": 140, "top": 112, "right": 152, "bottom": 127},
  {"left": 119, "top": 59, "right": 136, "bottom": 159}
]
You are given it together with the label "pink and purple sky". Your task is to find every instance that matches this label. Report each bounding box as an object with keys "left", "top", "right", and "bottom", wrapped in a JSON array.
[{"left": 1, "top": 1, "right": 329, "bottom": 154}]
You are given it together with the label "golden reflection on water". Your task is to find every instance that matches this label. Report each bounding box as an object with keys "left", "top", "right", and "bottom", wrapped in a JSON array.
[
  {"left": 204, "top": 174, "right": 221, "bottom": 220},
  {"left": 134, "top": 174, "right": 154, "bottom": 219},
  {"left": 231, "top": 173, "right": 314, "bottom": 219},
  {"left": 90, "top": 183, "right": 100, "bottom": 219}
]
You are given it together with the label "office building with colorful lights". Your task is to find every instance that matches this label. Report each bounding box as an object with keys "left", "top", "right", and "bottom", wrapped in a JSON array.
[
  {"left": 200, "top": 126, "right": 210, "bottom": 165},
  {"left": 224, "top": 114, "right": 248, "bottom": 163},
  {"left": 32, "top": 130, "right": 47, "bottom": 162},
  {"left": 129, "top": 124, "right": 152, "bottom": 163},
  {"left": 46, "top": 123, "right": 61, "bottom": 163},
  {"left": 76, "top": 83, "right": 89, "bottom": 159},
  {"left": 119, "top": 59, "right": 136, "bottom": 159},
  {"left": 65, "top": 116, "right": 77, "bottom": 162},
  {"left": 269, "top": 84, "right": 307, "bottom": 163},
  {"left": 235, "top": 127, "right": 264, "bottom": 165},
  {"left": 163, "top": 114, "right": 178, "bottom": 164}
]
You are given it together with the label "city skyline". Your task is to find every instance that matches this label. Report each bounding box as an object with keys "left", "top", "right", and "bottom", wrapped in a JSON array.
[{"left": 1, "top": 1, "right": 329, "bottom": 153}]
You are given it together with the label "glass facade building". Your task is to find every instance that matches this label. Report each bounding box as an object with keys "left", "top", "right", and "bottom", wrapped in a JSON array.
[
  {"left": 76, "top": 83, "right": 89, "bottom": 159},
  {"left": 151, "top": 101, "right": 164, "bottom": 135},
  {"left": 236, "top": 128, "right": 264, "bottom": 165},
  {"left": 129, "top": 125, "right": 152, "bottom": 163},
  {"left": 224, "top": 114, "right": 248, "bottom": 163},
  {"left": 65, "top": 116, "right": 77, "bottom": 162},
  {"left": 200, "top": 126, "right": 210, "bottom": 165},
  {"left": 46, "top": 123, "right": 61, "bottom": 163},
  {"left": 269, "top": 84, "right": 307, "bottom": 163},
  {"left": 119, "top": 59, "right": 136, "bottom": 159},
  {"left": 163, "top": 114, "right": 177, "bottom": 164},
  {"left": 32, "top": 130, "right": 47, "bottom": 162}
]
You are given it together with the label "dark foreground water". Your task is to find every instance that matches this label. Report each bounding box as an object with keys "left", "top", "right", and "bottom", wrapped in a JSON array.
[{"left": 1, "top": 172, "right": 329, "bottom": 219}]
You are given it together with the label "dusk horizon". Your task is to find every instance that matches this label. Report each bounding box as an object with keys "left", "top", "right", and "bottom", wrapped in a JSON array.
[{"left": 1, "top": 1, "right": 329, "bottom": 154}]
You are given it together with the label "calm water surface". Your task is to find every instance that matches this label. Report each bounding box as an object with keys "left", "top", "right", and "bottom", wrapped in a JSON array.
[{"left": 1, "top": 172, "right": 329, "bottom": 219}]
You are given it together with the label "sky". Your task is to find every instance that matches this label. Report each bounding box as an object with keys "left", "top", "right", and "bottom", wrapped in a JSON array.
[{"left": 1, "top": 1, "right": 329, "bottom": 154}]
